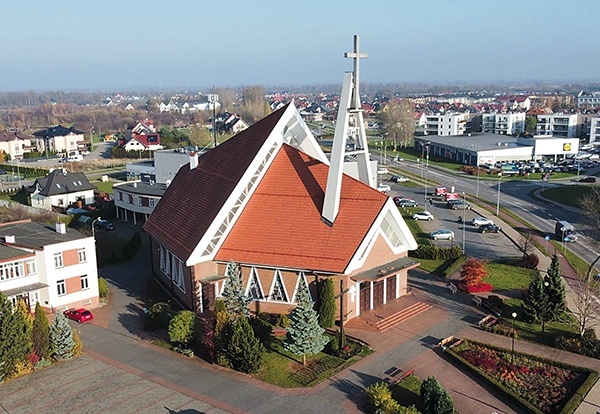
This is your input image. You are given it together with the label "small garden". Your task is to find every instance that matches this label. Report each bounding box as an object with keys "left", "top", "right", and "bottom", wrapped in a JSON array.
[
  {"left": 144, "top": 262, "right": 372, "bottom": 388},
  {"left": 366, "top": 374, "right": 454, "bottom": 414},
  {"left": 447, "top": 339, "right": 598, "bottom": 414},
  {"left": 0, "top": 292, "right": 83, "bottom": 384}
]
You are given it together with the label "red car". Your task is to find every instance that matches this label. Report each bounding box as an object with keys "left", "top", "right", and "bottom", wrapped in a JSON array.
[{"left": 64, "top": 308, "right": 94, "bottom": 323}]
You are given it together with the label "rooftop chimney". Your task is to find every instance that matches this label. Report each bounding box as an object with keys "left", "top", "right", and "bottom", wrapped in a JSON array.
[
  {"left": 55, "top": 222, "right": 66, "bottom": 234},
  {"left": 189, "top": 152, "right": 199, "bottom": 170},
  {"left": 4, "top": 235, "right": 15, "bottom": 243}
]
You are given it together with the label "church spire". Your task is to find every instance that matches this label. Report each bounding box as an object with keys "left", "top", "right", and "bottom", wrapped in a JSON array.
[{"left": 322, "top": 35, "right": 375, "bottom": 225}]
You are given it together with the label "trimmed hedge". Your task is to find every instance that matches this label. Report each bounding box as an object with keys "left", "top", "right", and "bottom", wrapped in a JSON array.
[
  {"left": 410, "top": 244, "right": 462, "bottom": 261},
  {"left": 443, "top": 254, "right": 467, "bottom": 277},
  {"left": 446, "top": 339, "right": 598, "bottom": 414}
]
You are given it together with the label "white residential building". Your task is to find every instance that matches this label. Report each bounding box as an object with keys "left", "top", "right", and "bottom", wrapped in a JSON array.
[
  {"left": 425, "top": 113, "right": 469, "bottom": 136},
  {"left": 0, "top": 220, "right": 100, "bottom": 312},
  {"left": 0, "top": 131, "right": 35, "bottom": 160},
  {"left": 32, "top": 125, "right": 86, "bottom": 155},
  {"left": 577, "top": 91, "right": 600, "bottom": 108},
  {"left": 536, "top": 113, "right": 580, "bottom": 138},
  {"left": 482, "top": 113, "right": 526, "bottom": 135},
  {"left": 590, "top": 118, "right": 600, "bottom": 144},
  {"left": 29, "top": 169, "right": 97, "bottom": 210}
]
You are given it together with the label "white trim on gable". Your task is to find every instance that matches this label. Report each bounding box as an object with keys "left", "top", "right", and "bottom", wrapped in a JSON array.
[
  {"left": 345, "top": 197, "right": 418, "bottom": 274},
  {"left": 187, "top": 104, "right": 322, "bottom": 266}
]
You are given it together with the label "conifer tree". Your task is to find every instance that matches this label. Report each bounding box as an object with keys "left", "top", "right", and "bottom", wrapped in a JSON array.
[
  {"left": 16, "top": 300, "right": 32, "bottom": 353},
  {"left": 285, "top": 281, "right": 329, "bottom": 365},
  {"left": 546, "top": 254, "right": 566, "bottom": 320},
  {"left": 318, "top": 278, "right": 336, "bottom": 329},
  {"left": 226, "top": 317, "right": 263, "bottom": 373},
  {"left": 32, "top": 302, "right": 50, "bottom": 360},
  {"left": 522, "top": 276, "right": 546, "bottom": 324},
  {"left": 168, "top": 310, "right": 197, "bottom": 348},
  {"left": 420, "top": 376, "right": 443, "bottom": 414},
  {"left": 432, "top": 388, "right": 454, "bottom": 414},
  {"left": 221, "top": 260, "right": 251, "bottom": 318},
  {"left": 50, "top": 311, "right": 75, "bottom": 361},
  {"left": 0, "top": 293, "right": 29, "bottom": 380}
]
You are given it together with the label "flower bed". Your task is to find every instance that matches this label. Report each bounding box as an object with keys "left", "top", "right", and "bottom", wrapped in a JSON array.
[{"left": 446, "top": 339, "right": 598, "bottom": 414}]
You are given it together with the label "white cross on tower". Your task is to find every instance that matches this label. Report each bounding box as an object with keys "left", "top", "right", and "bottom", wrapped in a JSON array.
[{"left": 344, "top": 35, "right": 368, "bottom": 110}]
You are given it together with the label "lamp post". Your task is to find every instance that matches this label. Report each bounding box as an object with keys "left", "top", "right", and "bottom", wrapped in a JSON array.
[
  {"left": 426, "top": 141, "right": 430, "bottom": 167},
  {"left": 496, "top": 173, "right": 503, "bottom": 216},
  {"left": 542, "top": 281, "right": 550, "bottom": 333},
  {"left": 208, "top": 94, "right": 219, "bottom": 148},
  {"left": 424, "top": 165, "right": 429, "bottom": 205},
  {"left": 476, "top": 159, "right": 480, "bottom": 198},
  {"left": 511, "top": 311, "right": 517, "bottom": 364},
  {"left": 16, "top": 158, "right": 20, "bottom": 188},
  {"left": 92, "top": 217, "right": 102, "bottom": 239},
  {"left": 462, "top": 192, "right": 466, "bottom": 253}
]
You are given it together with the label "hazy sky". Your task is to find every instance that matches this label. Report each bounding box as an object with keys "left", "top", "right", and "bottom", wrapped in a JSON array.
[{"left": 2, "top": 0, "right": 599, "bottom": 91}]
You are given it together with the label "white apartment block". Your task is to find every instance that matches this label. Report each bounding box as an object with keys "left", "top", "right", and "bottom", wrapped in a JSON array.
[
  {"left": 536, "top": 114, "right": 580, "bottom": 138},
  {"left": 577, "top": 92, "right": 600, "bottom": 108},
  {"left": 0, "top": 220, "right": 99, "bottom": 313},
  {"left": 482, "top": 113, "right": 526, "bottom": 135},
  {"left": 590, "top": 118, "right": 600, "bottom": 144},
  {"left": 425, "top": 113, "right": 468, "bottom": 136}
]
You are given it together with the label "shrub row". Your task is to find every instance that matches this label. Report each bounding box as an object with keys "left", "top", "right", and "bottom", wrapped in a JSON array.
[{"left": 410, "top": 244, "right": 462, "bottom": 261}]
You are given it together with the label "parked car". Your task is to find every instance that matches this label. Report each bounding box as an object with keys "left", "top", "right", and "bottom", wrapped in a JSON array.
[
  {"left": 448, "top": 200, "right": 471, "bottom": 210},
  {"left": 576, "top": 176, "right": 597, "bottom": 183},
  {"left": 395, "top": 198, "right": 418, "bottom": 207},
  {"left": 479, "top": 224, "right": 501, "bottom": 234},
  {"left": 94, "top": 219, "right": 115, "bottom": 231},
  {"left": 377, "top": 183, "right": 391, "bottom": 193},
  {"left": 390, "top": 175, "right": 409, "bottom": 183},
  {"left": 377, "top": 167, "right": 389, "bottom": 175},
  {"left": 429, "top": 229, "right": 454, "bottom": 240},
  {"left": 64, "top": 308, "right": 94, "bottom": 324},
  {"left": 413, "top": 211, "right": 434, "bottom": 221},
  {"left": 0, "top": 169, "right": 6, "bottom": 175},
  {"left": 471, "top": 217, "right": 493, "bottom": 227}
]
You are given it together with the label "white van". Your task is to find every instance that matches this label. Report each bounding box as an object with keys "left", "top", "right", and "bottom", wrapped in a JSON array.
[{"left": 67, "top": 154, "right": 84, "bottom": 162}]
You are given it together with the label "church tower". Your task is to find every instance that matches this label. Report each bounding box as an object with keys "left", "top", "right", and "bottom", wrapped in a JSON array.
[{"left": 322, "top": 35, "right": 375, "bottom": 225}]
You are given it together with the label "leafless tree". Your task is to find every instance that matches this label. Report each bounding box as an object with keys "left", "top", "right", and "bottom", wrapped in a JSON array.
[
  {"left": 378, "top": 99, "right": 414, "bottom": 150},
  {"left": 518, "top": 230, "right": 535, "bottom": 258},
  {"left": 569, "top": 186, "right": 600, "bottom": 335}
]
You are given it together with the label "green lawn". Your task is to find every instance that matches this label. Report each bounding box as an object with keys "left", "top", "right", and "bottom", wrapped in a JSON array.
[
  {"left": 255, "top": 336, "right": 358, "bottom": 388},
  {"left": 540, "top": 185, "right": 592, "bottom": 209},
  {"left": 92, "top": 180, "right": 116, "bottom": 194},
  {"left": 482, "top": 262, "right": 538, "bottom": 291},
  {"left": 391, "top": 374, "right": 423, "bottom": 410},
  {"left": 501, "top": 298, "right": 579, "bottom": 346}
]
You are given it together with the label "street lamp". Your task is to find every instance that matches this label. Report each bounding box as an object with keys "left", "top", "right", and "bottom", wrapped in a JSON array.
[
  {"left": 426, "top": 142, "right": 430, "bottom": 167},
  {"left": 92, "top": 217, "right": 102, "bottom": 239},
  {"left": 476, "top": 159, "right": 480, "bottom": 198},
  {"left": 496, "top": 173, "right": 503, "bottom": 216},
  {"left": 462, "top": 192, "right": 466, "bottom": 253},
  {"left": 424, "top": 166, "right": 429, "bottom": 205},
  {"left": 511, "top": 311, "right": 517, "bottom": 364},
  {"left": 542, "top": 281, "right": 550, "bottom": 333}
]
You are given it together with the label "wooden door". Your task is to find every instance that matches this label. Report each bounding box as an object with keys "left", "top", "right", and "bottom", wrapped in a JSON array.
[
  {"left": 386, "top": 275, "right": 396, "bottom": 303},
  {"left": 373, "top": 280, "right": 384, "bottom": 310}
]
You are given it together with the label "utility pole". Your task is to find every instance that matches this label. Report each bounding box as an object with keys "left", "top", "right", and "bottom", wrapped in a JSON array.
[
  {"left": 208, "top": 94, "right": 219, "bottom": 148},
  {"left": 335, "top": 279, "right": 352, "bottom": 349}
]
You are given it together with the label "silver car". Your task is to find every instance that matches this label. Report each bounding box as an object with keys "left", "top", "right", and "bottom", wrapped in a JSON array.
[{"left": 429, "top": 229, "right": 454, "bottom": 240}]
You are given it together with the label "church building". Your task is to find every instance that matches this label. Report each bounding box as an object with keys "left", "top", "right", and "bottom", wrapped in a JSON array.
[{"left": 143, "top": 37, "right": 419, "bottom": 322}]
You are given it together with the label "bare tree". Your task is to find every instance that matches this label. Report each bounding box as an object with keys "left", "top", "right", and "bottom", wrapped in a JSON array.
[
  {"left": 518, "top": 230, "right": 535, "bottom": 258},
  {"left": 378, "top": 99, "right": 414, "bottom": 150},
  {"left": 570, "top": 186, "right": 600, "bottom": 335}
]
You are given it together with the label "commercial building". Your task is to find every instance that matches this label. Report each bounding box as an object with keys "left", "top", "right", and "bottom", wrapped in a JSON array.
[{"left": 415, "top": 133, "right": 579, "bottom": 166}]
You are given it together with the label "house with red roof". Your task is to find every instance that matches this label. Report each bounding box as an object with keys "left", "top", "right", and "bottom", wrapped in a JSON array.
[
  {"left": 118, "top": 133, "right": 163, "bottom": 152},
  {"left": 143, "top": 103, "right": 418, "bottom": 321}
]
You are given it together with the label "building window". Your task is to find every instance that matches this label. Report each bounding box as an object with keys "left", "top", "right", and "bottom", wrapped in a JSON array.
[
  {"left": 269, "top": 270, "right": 288, "bottom": 302},
  {"left": 81, "top": 274, "right": 89, "bottom": 290},
  {"left": 26, "top": 259, "right": 36, "bottom": 275},
  {"left": 149, "top": 198, "right": 155, "bottom": 208},
  {"left": 118, "top": 191, "right": 123, "bottom": 201},
  {"left": 246, "top": 268, "right": 264, "bottom": 300},
  {"left": 54, "top": 252, "right": 63, "bottom": 268},
  {"left": 57, "top": 280, "right": 66, "bottom": 296},
  {"left": 78, "top": 248, "right": 87, "bottom": 263},
  {"left": 137, "top": 196, "right": 142, "bottom": 206}
]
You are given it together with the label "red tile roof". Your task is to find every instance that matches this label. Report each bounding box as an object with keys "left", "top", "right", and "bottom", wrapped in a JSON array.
[
  {"left": 143, "top": 105, "right": 290, "bottom": 260},
  {"left": 215, "top": 145, "right": 387, "bottom": 273}
]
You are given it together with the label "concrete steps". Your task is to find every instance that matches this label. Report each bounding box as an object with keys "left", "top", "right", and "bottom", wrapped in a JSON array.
[{"left": 376, "top": 302, "right": 432, "bottom": 332}]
